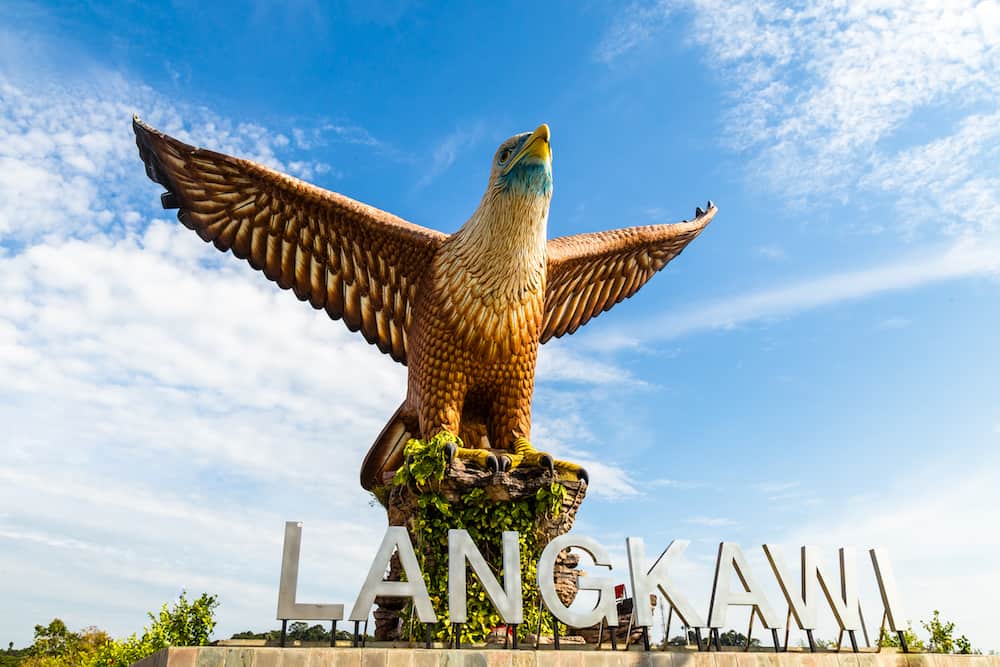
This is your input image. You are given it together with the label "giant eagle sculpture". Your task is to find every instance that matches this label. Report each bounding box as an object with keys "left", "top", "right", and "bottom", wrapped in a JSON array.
[{"left": 133, "top": 118, "right": 715, "bottom": 490}]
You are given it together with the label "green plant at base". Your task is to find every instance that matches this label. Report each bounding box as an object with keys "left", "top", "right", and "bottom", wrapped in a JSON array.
[
  {"left": 14, "top": 592, "right": 218, "bottom": 667},
  {"left": 923, "top": 610, "right": 956, "bottom": 654},
  {"left": 878, "top": 611, "right": 978, "bottom": 654},
  {"left": 389, "top": 434, "right": 568, "bottom": 644},
  {"left": 393, "top": 431, "right": 452, "bottom": 487},
  {"left": 19, "top": 621, "right": 109, "bottom": 667},
  {"left": 879, "top": 624, "right": 926, "bottom": 652},
  {"left": 87, "top": 591, "right": 218, "bottom": 667},
  {"left": 955, "top": 634, "right": 976, "bottom": 655}
]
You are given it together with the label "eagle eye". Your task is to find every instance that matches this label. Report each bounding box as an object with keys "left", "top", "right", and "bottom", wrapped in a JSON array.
[{"left": 498, "top": 147, "right": 513, "bottom": 165}]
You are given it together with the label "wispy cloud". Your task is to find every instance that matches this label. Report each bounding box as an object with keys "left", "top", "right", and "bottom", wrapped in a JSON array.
[
  {"left": 647, "top": 478, "right": 704, "bottom": 490},
  {"left": 586, "top": 1, "right": 1000, "bottom": 359},
  {"left": 598, "top": 1, "right": 1000, "bottom": 239},
  {"left": 588, "top": 239, "right": 1000, "bottom": 350},
  {"left": 537, "top": 346, "right": 641, "bottom": 386},
  {"left": 0, "top": 70, "right": 406, "bottom": 643},
  {"left": 779, "top": 454, "right": 1000, "bottom": 651},
  {"left": 414, "top": 122, "right": 486, "bottom": 189},
  {"left": 532, "top": 409, "right": 641, "bottom": 501},
  {"left": 756, "top": 244, "right": 785, "bottom": 261},
  {"left": 595, "top": 0, "right": 674, "bottom": 64},
  {"left": 753, "top": 481, "right": 799, "bottom": 494},
  {"left": 876, "top": 316, "right": 910, "bottom": 331},
  {"left": 685, "top": 516, "right": 736, "bottom": 527}
]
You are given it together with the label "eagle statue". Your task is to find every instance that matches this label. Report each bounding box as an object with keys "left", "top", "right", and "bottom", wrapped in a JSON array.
[{"left": 133, "top": 118, "right": 715, "bottom": 490}]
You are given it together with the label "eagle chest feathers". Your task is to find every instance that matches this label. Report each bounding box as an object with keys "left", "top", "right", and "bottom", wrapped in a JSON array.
[{"left": 415, "top": 226, "right": 547, "bottom": 369}]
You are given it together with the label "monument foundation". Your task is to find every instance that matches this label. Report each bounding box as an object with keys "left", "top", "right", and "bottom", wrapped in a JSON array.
[
  {"left": 373, "top": 450, "right": 587, "bottom": 644},
  {"left": 129, "top": 647, "right": 1000, "bottom": 667}
]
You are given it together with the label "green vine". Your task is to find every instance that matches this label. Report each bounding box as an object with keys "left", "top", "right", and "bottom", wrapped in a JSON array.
[{"left": 387, "top": 434, "right": 568, "bottom": 644}]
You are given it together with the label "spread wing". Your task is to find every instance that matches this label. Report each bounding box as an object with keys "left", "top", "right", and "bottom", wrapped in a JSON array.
[
  {"left": 541, "top": 204, "right": 716, "bottom": 343},
  {"left": 133, "top": 116, "right": 446, "bottom": 364}
]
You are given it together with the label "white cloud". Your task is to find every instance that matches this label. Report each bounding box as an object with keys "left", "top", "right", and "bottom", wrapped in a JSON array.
[
  {"left": 595, "top": 1, "right": 674, "bottom": 64},
  {"left": 876, "top": 316, "right": 910, "bottom": 331},
  {"left": 588, "top": 238, "right": 1000, "bottom": 349},
  {"left": 0, "top": 70, "right": 409, "bottom": 644},
  {"left": 779, "top": 455, "right": 1000, "bottom": 652},
  {"left": 756, "top": 244, "right": 785, "bottom": 261},
  {"left": 532, "top": 408, "right": 641, "bottom": 501},
  {"left": 754, "top": 481, "right": 800, "bottom": 494},
  {"left": 685, "top": 516, "right": 736, "bottom": 527},
  {"left": 864, "top": 110, "right": 1000, "bottom": 238},
  {"left": 0, "top": 76, "right": 331, "bottom": 244},
  {"left": 646, "top": 478, "right": 703, "bottom": 489},
  {"left": 414, "top": 123, "right": 486, "bottom": 189},
  {"left": 0, "top": 60, "right": 649, "bottom": 645},
  {"left": 600, "top": 1, "right": 1000, "bottom": 239},
  {"left": 586, "top": 1, "right": 1000, "bottom": 350},
  {"left": 537, "top": 345, "right": 640, "bottom": 386}
]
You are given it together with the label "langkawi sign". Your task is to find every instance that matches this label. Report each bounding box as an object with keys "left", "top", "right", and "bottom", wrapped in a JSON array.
[{"left": 277, "top": 522, "right": 907, "bottom": 642}]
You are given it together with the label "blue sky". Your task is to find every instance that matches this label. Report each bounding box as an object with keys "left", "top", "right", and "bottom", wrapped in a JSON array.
[{"left": 2, "top": 0, "right": 999, "bottom": 652}]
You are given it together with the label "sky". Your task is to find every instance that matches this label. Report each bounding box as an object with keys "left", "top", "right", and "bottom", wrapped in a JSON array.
[{"left": 1, "top": 0, "right": 999, "bottom": 653}]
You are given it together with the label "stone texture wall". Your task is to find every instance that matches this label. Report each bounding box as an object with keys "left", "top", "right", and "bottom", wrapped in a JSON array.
[{"left": 131, "top": 646, "right": 1000, "bottom": 667}]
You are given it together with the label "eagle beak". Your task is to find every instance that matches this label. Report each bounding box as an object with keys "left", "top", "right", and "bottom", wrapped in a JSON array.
[{"left": 504, "top": 123, "right": 551, "bottom": 174}]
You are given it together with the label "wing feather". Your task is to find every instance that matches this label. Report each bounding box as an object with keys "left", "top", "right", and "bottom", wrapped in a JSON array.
[
  {"left": 541, "top": 206, "right": 715, "bottom": 343},
  {"left": 134, "top": 116, "right": 445, "bottom": 364}
]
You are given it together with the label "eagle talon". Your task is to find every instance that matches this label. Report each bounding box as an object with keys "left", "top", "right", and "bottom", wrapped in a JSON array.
[
  {"left": 498, "top": 455, "right": 511, "bottom": 473},
  {"left": 578, "top": 467, "right": 589, "bottom": 484},
  {"left": 443, "top": 442, "right": 457, "bottom": 463},
  {"left": 486, "top": 454, "right": 499, "bottom": 474}
]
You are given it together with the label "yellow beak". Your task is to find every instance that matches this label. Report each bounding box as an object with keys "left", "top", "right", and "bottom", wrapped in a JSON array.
[{"left": 504, "top": 123, "right": 551, "bottom": 174}]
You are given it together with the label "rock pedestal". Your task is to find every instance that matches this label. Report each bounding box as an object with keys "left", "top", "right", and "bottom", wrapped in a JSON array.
[
  {"left": 575, "top": 597, "right": 647, "bottom": 646},
  {"left": 374, "top": 458, "right": 587, "bottom": 641}
]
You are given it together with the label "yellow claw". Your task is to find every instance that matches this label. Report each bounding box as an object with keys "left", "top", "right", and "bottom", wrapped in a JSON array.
[
  {"left": 505, "top": 438, "right": 589, "bottom": 483},
  {"left": 446, "top": 442, "right": 499, "bottom": 473}
]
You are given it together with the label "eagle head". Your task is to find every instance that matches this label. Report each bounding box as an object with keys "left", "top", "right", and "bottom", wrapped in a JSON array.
[{"left": 490, "top": 124, "right": 553, "bottom": 199}]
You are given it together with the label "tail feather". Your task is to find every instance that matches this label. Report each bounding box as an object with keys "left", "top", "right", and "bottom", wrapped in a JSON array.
[{"left": 360, "top": 404, "right": 415, "bottom": 490}]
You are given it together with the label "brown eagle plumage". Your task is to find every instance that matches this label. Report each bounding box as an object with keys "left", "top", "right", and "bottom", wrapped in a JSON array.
[{"left": 133, "top": 118, "right": 715, "bottom": 490}]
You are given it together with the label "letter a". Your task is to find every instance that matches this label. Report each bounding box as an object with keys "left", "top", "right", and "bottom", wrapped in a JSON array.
[
  {"left": 350, "top": 526, "right": 436, "bottom": 623},
  {"left": 708, "top": 542, "right": 780, "bottom": 629}
]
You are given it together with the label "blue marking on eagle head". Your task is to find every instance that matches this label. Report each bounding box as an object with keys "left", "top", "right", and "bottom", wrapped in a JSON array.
[{"left": 503, "top": 159, "right": 552, "bottom": 197}]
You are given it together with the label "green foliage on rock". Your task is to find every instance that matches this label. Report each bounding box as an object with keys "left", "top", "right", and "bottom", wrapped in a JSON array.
[
  {"left": 391, "top": 435, "right": 568, "bottom": 644},
  {"left": 392, "top": 431, "right": 453, "bottom": 487}
]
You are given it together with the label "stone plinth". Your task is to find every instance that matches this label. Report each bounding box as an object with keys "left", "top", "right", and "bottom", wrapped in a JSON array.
[
  {"left": 383, "top": 458, "right": 587, "bottom": 524},
  {"left": 129, "top": 646, "right": 1000, "bottom": 667},
  {"left": 377, "top": 458, "right": 587, "bottom": 641}
]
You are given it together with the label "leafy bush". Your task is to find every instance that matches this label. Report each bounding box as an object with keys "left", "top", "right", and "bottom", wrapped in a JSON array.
[
  {"left": 18, "top": 622, "right": 109, "bottom": 667},
  {"left": 878, "top": 624, "right": 926, "bottom": 652},
  {"left": 878, "top": 610, "right": 979, "bottom": 654},
  {"left": 87, "top": 591, "right": 218, "bottom": 667}
]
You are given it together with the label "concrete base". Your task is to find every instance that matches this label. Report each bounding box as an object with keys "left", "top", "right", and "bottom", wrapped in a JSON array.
[{"left": 129, "top": 648, "right": 1000, "bottom": 667}]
